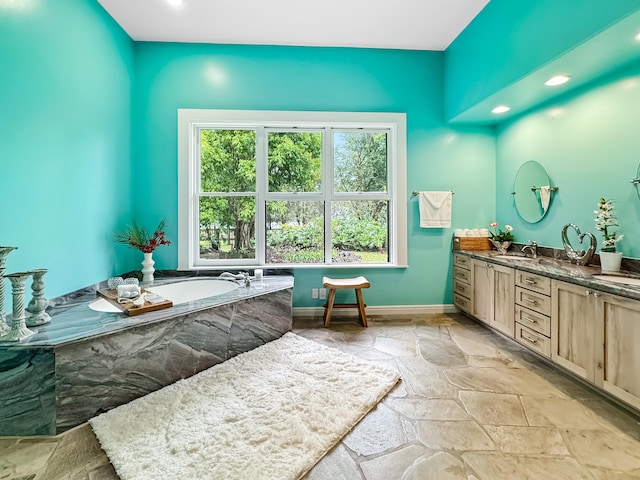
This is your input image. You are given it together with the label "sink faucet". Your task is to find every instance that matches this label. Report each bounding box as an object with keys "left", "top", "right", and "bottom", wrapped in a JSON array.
[
  {"left": 239, "top": 271, "right": 251, "bottom": 286},
  {"left": 219, "top": 271, "right": 251, "bottom": 286},
  {"left": 521, "top": 241, "right": 538, "bottom": 258}
]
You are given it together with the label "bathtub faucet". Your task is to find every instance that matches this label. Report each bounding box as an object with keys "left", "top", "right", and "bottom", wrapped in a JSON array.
[{"left": 219, "top": 272, "right": 251, "bottom": 286}]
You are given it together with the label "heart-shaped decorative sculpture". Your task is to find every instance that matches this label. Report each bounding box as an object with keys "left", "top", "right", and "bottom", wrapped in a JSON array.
[{"left": 561, "top": 224, "right": 597, "bottom": 266}]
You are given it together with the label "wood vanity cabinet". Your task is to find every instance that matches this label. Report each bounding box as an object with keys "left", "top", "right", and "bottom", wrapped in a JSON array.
[
  {"left": 552, "top": 279, "right": 640, "bottom": 410},
  {"left": 550, "top": 280, "right": 597, "bottom": 381},
  {"left": 514, "top": 271, "right": 551, "bottom": 358},
  {"left": 453, "top": 254, "right": 472, "bottom": 314},
  {"left": 594, "top": 292, "right": 640, "bottom": 410},
  {"left": 471, "top": 259, "right": 515, "bottom": 337}
]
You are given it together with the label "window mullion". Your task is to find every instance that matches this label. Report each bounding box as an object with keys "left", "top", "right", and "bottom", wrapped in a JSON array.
[
  {"left": 193, "top": 127, "right": 203, "bottom": 268},
  {"left": 256, "top": 126, "right": 266, "bottom": 265},
  {"left": 324, "top": 127, "right": 333, "bottom": 263}
]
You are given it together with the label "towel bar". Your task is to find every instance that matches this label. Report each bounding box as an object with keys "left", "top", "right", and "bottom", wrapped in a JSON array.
[{"left": 412, "top": 190, "right": 454, "bottom": 197}]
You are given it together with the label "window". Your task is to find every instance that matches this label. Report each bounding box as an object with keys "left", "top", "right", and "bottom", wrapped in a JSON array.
[{"left": 178, "top": 110, "right": 407, "bottom": 269}]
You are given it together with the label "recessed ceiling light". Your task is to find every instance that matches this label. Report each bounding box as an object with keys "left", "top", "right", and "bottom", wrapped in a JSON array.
[
  {"left": 167, "top": 0, "right": 183, "bottom": 5},
  {"left": 545, "top": 75, "right": 571, "bottom": 87},
  {"left": 491, "top": 105, "right": 511, "bottom": 114},
  {"left": 634, "top": 32, "right": 640, "bottom": 41}
]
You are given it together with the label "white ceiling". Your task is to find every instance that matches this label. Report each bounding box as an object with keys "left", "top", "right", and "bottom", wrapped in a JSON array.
[{"left": 97, "top": 0, "right": 490, "bottom": 51}]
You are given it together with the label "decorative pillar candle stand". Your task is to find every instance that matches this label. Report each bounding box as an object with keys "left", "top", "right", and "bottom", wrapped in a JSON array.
[
  {"left": 0, "top": 272, "right": 35, "bottom": 342},
  {"left": 26, "top": 268, "right": 50, "bottom": 327},
  {"left": 0, "top": 246, "right": 18, "bottom": 336}
]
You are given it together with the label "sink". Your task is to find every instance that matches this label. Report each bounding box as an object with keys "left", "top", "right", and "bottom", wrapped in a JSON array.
[
  {"left": 493, "top": 255, "right": 535, "bottom": 261},
  {"left": 591, "top": 274, "right": 640, "bottom": 286}
]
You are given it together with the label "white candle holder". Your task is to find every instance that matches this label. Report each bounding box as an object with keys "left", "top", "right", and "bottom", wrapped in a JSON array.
[
  {"left": 0, "top": 246, "right": 18, "bottom": 336},
  {"left": 26, "top": 268, "right": 51, "bottom": 327},
  {"left": 0, "top": 271, "right": 36, "bottom": 342}
]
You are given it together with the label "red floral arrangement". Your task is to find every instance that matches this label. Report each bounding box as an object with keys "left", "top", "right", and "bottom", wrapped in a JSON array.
[{"left": 114, "top": 220, "right": 170, "bottom": 253}]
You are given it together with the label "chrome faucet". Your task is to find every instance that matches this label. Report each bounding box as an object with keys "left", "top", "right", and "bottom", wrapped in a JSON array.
[
  {"left": 219, "top": 271, "right": 251, "bottom": 286},
  {"left": 521, "top": 241, "right": 538, "bottom": 258}
]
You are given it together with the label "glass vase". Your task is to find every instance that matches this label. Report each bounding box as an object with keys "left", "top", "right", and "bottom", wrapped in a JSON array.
[{"left": 489, "top": 239, "right": 512, "bottom": 255}]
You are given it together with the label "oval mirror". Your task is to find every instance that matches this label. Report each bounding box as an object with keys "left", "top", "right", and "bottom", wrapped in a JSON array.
[{"left": 513, "top": 160, "right": 554, "bottom": 223}]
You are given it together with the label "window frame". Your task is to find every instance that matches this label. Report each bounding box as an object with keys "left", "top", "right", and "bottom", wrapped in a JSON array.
[{"left": 178, "top": 109, "right": 407, "bottom": 270}]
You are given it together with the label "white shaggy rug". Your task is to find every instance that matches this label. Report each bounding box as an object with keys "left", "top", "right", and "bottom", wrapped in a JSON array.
[{"left": 89, "top": 332, "right": 400, "bottom": 480}]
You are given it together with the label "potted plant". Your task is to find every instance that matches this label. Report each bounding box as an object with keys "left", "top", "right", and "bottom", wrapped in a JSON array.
[
  {"left": 114, "top": 220, "right": 170, "bottom": 282},
  {"left": 594, "top": 198, "right": 623, "bottom": 272},
  {"left": 488, "top": 222, "right": 514, "bottom": 254}
]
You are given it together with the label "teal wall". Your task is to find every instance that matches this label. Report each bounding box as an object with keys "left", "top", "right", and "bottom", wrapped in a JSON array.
[
  {"left": 0, "top": 0, "right": 134, "bottom": 311},
  {"left": 132, "top": 43, "right": 496, "bottom": 308},
  {"left": 496, "top": 60, "right": 640, "bottom": 258},
  {"left": 13, "top": 1, "right": 640, "bottom": 312},
  {"left": 445, "top": 0, "right": 640, "bottom": 121}
]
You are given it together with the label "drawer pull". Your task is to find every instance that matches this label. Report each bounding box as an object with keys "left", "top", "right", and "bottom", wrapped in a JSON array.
[
  {"left": 521, "top": 333, "right": 539, "bottom": 345},
  {"left": 522, "top": 315, "right": 538, "bottom": 325},
  {"left": 523, "top": 278, "right": 537, "bottom": 285},
  {"left": 594, "top": 292, "right": 601, "bottom": 298},
  {"left": 455, "top": 272, "right": 466, "bottom": 278},
  {"left": 523, "top": 297, "right": 538, "bottom": 306}
]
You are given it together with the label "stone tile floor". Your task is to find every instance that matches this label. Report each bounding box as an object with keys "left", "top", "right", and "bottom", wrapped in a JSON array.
[{"left": 2, "top": 313, "right": 640, "bottom": 479}]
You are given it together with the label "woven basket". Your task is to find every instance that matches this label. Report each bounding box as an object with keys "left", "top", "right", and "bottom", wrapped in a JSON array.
[{"left": 452, "top": 236, "right": 491, "bottom": 251}]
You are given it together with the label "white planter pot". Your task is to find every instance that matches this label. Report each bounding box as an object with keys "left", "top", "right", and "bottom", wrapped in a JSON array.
[{"left": 599, "top": 251, "right": 622, "bottom": 273}]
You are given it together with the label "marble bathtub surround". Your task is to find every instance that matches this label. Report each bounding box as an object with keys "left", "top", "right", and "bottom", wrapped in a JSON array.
[{"left": 0, "top": 275, "right": 294, "bottom": 436}]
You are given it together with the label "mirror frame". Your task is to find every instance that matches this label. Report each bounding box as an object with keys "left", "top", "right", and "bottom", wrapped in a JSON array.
[{"left": 513, "top": 160, "right": 553, "bottom": 223}]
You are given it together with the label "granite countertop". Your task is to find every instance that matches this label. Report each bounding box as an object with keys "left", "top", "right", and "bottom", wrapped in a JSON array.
[
  {"left": 0, "top": 276, "right": 294, "bottom": 349},
  {"left": 456, "top": 250, "right": 640, "bottom": 302}
]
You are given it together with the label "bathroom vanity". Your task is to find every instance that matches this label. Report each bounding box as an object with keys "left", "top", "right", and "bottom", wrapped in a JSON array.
[{"left": 453, "top": 251, "right": 640, "bottom": 413}]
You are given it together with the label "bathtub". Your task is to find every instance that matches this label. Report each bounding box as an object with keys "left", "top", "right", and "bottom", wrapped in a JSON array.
[{"left": 89, "top": 279, "right": 240, "bottom": 312}]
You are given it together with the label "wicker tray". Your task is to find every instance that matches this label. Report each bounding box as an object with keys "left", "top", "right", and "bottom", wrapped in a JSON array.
[{"left": 452, "top": 236, "right": 491, "bottom": 251}]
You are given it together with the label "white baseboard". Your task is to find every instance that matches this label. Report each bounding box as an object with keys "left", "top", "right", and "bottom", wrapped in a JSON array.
[{"left": 293, "top": 304, "right": 458, "bottom": 318}]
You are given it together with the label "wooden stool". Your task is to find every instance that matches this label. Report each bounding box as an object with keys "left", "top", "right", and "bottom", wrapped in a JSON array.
[{"left": 322, "top": 276, "right": 370, "bottom": 327}]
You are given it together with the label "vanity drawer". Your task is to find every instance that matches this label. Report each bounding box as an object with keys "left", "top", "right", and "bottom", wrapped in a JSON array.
[
  {"left": 515, "top": 323, "right": 551, "bottom": 358},
  {"left": 454, "top": 293, "right": 471, "bottom": 313},
  {"left": 515, "top": 304, "right": 551, "bottom": 336},
  {"left": 515, "top": 271, "right": 551, "bottom": 295},
  {"left": 453, "top": 279, "right": 472, "bottom": 298},
  {"left": 515, "top": 286, "right": 551, "bottom": 316},
  {"left": 454, "top": 254, "right": 471, "bottom": 268},
  {"left": 454, "top": 267, "right": 471, "bottom": 283}
]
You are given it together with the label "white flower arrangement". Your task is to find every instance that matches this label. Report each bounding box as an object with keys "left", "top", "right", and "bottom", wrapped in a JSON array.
[{"left": 594, "top": 198, "right": 623, "bottom": 252}]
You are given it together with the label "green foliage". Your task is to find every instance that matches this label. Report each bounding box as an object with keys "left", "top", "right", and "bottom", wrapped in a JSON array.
[
  {"left": 332, "top": 218, "right": 387, "bottom": 250},
  {"left": 268, "top": 132, "right": 322, "bottom": 192},
  {"left": 334, "top": 132, "right": 387, "bottom": 193},
  {"left": 267, "top": 221, "right": 321, "bottom": 249},
  {"left": 267, "top": 218, "right": 386, "bottom": 251},
  {"left": 282, "top": 249, "right": 327, "bottom": 263}
]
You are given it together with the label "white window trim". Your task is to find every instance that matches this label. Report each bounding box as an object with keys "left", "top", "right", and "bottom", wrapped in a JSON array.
[{"left": 178, "top": 109, "right": 407, "bottom": 270}]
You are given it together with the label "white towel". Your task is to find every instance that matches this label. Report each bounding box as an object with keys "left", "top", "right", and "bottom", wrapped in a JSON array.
[
  {"left": 419, "top": 191, "right": 452, "bottom": 228},
  {"left": 540, "top": 186, "right": 551, "bottom": 212}
]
